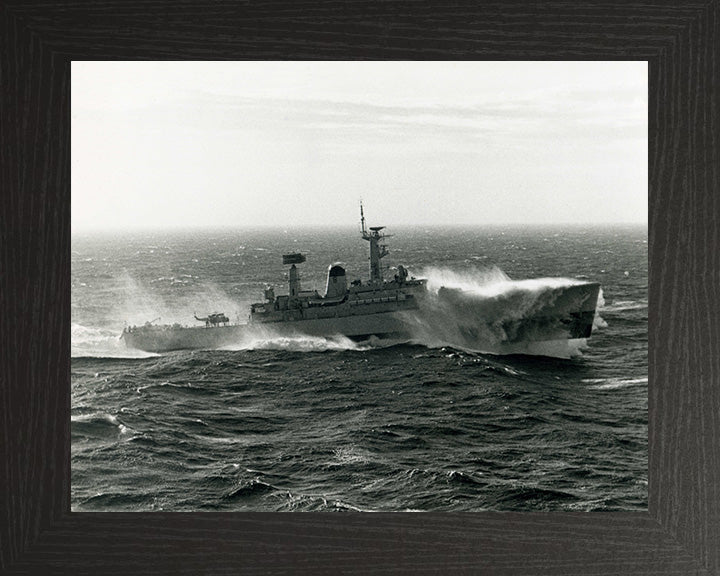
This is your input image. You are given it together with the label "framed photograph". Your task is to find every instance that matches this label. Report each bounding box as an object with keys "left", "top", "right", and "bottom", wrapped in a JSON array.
[{"left": 2, "top": 2, "right": 717, "bottom": 574}]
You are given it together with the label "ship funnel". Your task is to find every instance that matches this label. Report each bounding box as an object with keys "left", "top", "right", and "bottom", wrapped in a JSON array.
[{"left": 325, "top": 264, "right": 347, "bottom": 298}]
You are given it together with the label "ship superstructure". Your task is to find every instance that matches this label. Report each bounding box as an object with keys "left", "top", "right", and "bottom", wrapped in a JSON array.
[{"left": 248, "top": 204, "right": 426, "bottom": 330}]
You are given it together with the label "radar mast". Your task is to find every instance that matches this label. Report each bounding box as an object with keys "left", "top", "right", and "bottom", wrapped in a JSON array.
[{"left": 360, "top": 202, "right": 390, "bottom": 284}]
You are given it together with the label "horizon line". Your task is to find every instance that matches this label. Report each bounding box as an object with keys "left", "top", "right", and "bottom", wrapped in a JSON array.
[{"left": 72, "top": 221, "right": 649, "bottom": 235}]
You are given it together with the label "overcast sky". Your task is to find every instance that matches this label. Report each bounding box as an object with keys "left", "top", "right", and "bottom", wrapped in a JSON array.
[{"left": 72, "top": 61, "right": 647, "bottom": 231}]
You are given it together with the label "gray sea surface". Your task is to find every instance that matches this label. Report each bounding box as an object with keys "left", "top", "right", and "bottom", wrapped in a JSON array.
[{"left": 71, "top": 225, "right": 647, "bottom": 511}]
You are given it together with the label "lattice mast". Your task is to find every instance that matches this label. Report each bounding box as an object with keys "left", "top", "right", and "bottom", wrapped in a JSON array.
[{"left": 360, "top": 202, "right": 390, "bottom": 284}]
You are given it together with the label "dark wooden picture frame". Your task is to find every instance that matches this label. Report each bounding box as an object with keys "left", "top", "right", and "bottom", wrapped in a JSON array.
[{"left": 1, "top": 2, "right": 717, "bottom": 574}]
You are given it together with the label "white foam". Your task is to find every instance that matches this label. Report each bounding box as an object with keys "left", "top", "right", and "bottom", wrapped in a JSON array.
[
  {"left": 71, "top": 323, "right": 159, "bottom": 358},
  {"left": 71, "top": 412, "right": 119, "bottom": 424},
  {"left": 401, "top": 266, "right": 598, "bottom": 359},
  {"left": 601, "top": 299, "right": 648, "bottom": 312},
  {"left": 587, "top": 377, "right": 648, "bottom": 390},
  {"left": 218, "top": 327, "right": 372, "bottom": 352}
]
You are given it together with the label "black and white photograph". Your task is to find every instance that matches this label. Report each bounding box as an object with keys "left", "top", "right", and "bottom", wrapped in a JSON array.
[{"left": 71, "top": 61, "right": 647, "bottom": 512}]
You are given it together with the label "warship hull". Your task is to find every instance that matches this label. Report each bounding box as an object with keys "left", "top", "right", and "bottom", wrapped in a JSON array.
[
  {"left": 121, "top": 310, "right": 410, "bottom": 353},
  {"left": 122, "top": 282, "right": 600, "bottom": 353},
  {"left": 121, "top": 207, "right": 602, "bottom": 355}
]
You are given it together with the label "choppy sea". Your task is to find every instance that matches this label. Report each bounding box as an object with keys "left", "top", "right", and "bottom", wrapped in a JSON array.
[{"left": 71, "top": 225, "right": 647, "bottom": 511}]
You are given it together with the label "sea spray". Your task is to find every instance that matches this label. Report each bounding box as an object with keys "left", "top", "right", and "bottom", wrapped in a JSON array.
[
  {"left": 113, "top": 272, "right": 182, "bottom": 326},
  {"left": 71, "top": 323, "right": 158, "bottom": 358},
  {"left": 219, "top": 329, "right": 372, "bottom": 353},
  {"left": 401, "top": 266, "right": 601, "bottom": 358},
  {"left": 420, "top": 266, "right": 513, "bottom": 294},
  {"left": 215, "top": 322, "right": 407, "bottom": 353},
  {"left": 420, "top": 265, "right": 585, "bottom": 297},
  {"left": 112, "top": 272, "right": 248, "bottom": 330},
  {"left": 73, "top": 272, "right": 252, "bottom": 358},
  {"left": 593, "top": 289, "right": 608, "bottom": 330}
]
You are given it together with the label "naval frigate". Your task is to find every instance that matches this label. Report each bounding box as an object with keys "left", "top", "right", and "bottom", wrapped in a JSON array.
[{"left": 121, "top": 206, "right": 601, "bottom": 354}]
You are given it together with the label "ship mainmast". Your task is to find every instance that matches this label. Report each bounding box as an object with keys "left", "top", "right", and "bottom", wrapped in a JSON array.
[{"left": 360, "top": 202, "right": 390, "bottom": 284}]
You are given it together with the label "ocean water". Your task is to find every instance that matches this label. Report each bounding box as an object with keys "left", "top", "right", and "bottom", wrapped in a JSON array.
[{"left": 71, "top": 225, "right": 648, "bottom": 511}]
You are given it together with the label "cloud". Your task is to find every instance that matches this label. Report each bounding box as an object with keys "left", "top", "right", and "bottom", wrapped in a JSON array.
[
  {"left": 78, "top": 86, "right": 645, "bottom": 145},
  {"left": 72, "top": 62, "right": 647, "bottom": 229}
]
